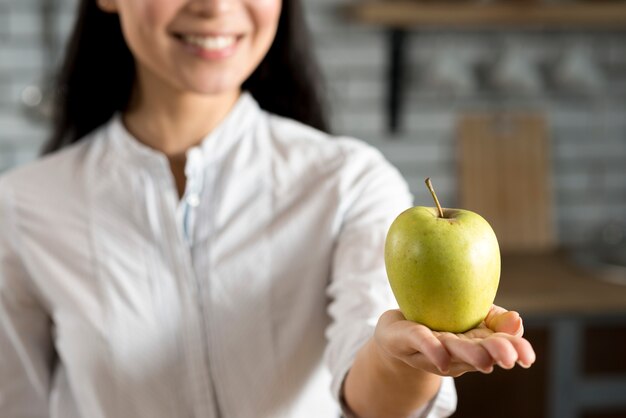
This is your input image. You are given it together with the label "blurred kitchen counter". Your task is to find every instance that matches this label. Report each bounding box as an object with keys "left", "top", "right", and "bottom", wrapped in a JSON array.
[
  {"left": 496, "top": 251, "right": 626, "bottom": 318},
  {"left": 457, "top": 250, "right": 626, "bottom": 418}
]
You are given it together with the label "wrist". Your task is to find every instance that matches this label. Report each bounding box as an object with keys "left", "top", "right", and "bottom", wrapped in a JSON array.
[{"left": 344, "top": 338, "right": 442, "bottom": 418}]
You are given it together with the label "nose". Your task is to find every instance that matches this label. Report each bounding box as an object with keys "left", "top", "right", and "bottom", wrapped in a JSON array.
[{"left": 187, "top": 0, "right": 233, "bottom": 16}]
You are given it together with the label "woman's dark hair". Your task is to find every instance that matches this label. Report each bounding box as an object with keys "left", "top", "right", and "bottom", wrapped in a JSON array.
[{"left": 42, "top": 0, "right": 329, "bottom": 155}]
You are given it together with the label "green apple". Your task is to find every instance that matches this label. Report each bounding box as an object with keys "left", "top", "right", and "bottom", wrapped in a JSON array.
[{"left": 384, "top": 178, "right": 500, "bottom": 333}]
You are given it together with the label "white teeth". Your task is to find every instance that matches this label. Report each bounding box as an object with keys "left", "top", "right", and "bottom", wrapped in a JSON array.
[{"left": 181, "top": 35, "right": 236, "bottom": 50}]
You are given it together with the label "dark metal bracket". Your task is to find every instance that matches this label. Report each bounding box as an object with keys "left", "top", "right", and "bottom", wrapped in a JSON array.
[{"left": 387, "top": 29, "right": 408, "bottom": 134}]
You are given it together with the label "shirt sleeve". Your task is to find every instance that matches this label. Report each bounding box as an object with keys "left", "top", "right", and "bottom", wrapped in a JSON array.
[
  {"left": 323, "top": 142, "right": 457, "bottom": 418},
  {"left": 0, "top": 179, "right": 54, "bottom": 417}
]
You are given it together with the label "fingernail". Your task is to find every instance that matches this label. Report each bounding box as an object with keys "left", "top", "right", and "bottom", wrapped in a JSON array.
[
  {"left": 517, "top": 361, "right": 530, "bottom": 369},
  {"left": 482, "top": 366, "right": 494, "bottom": 374}
]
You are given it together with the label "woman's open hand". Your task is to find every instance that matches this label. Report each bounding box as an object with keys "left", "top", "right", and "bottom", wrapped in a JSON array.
[{"left": 373, "top": 305, "right": 536, "bottom": 377}]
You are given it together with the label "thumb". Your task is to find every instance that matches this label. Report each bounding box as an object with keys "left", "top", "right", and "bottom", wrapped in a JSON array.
[{"left": 485, "top": 306, "right": 524, "bottom": 336}]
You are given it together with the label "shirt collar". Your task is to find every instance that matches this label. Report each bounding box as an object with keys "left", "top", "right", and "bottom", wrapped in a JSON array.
[{"left": 107, "top": 91, "right": 262, "bottom": 172}]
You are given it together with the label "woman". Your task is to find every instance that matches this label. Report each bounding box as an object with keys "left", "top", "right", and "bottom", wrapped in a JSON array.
[{"left": 0, "top": 0, "right": 535, "bottom": 417}]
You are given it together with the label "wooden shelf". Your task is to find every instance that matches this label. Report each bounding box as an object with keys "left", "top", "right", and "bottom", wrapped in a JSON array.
[
  {"left": 344, "top": 1, "right": 626, "bottom": 29},
  {"left": 343, "top": 2, "right": 626, "bottom": 133}
]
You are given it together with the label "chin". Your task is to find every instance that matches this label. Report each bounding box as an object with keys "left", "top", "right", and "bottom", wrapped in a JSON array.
[
  {"left": 188, "top": 83, "right": 240, "bottom": 98},
  {"left": 178, "top": 71, "right": 243, "bottom": 96}
]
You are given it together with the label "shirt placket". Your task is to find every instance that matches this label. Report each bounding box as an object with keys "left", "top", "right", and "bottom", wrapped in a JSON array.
[
  {"left": 157, "top": 155, "right": 220, "bottom": 418},
  {"left": 180, "top": 148, "right": 205, "bottom": 246}
]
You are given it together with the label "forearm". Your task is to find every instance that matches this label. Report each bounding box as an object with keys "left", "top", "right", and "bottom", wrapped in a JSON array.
[{"left": 343, "top": 338, "right": 442, "bottom": 418}]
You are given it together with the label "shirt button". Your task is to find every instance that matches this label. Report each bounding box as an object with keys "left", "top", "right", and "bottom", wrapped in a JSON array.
[{"left": 186, "top": 193, "right": 200, "bottom": 207}]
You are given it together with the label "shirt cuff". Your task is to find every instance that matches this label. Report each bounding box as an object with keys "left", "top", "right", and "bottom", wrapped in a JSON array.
[
  {"left": 338, "top": 373, "right": 357, "bottom": 418},
  {"left": 337, "top": 374, "right": 456, "bottom": 418}
]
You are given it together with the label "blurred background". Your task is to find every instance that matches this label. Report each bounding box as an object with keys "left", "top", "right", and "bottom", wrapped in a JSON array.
[{"left": 1, "top": 0, "right": 626, "bottom": 417}]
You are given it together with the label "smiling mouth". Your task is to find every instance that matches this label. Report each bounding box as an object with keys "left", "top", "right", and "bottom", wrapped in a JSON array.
[{"left": 174, "top": 33, "right": 241, "bottom": 51}]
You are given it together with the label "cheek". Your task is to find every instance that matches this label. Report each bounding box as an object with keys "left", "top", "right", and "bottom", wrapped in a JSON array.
[
  {"left": 138, "top": 0, "right": 182, "bottom": 28},
  {"left": 116, "top": 6, "right": 147, "bottom": 51},
  {"left": 251, "top": 0, "right": 282, "bottom": 36},
  {"left": 117, "top": 1, "right": 183, "bottom": 75},
  {"left": 118, "top": 1, "right": 177, "bottom": 47},
  {"left": 247, "top": 0, "right": 281, "bottom": 66}
]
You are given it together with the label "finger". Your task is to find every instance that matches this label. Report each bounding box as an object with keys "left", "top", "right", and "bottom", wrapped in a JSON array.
[
  {"left": 434, "top": 361, "right": 478, "bottom": 377},
  {"left": 375, "top": 310, "right": 413, "bottom": 356},
  {"left": 377, "top": 309, "right": 408, "bottom": 327},
  {"left": 485, "top": 306, "right": 523, "bottom": 336},
  {"left": 439, "top": 334, "right": 494, "bottom": 373},
  {"left": 508, "top": 336, "right": 537, "bottom": 368},
  {"left": 403, "top": 352, "right": 443, "bottom": 375},
  {"left": 375, "top": 311, "right": 451, "bottom": 373},
  {"left": 484, "top": 305, "right": 508, "bottom": 325},
  {"left": 405, "top": 325, "right": 451, "bottom": 373},
  {"left": 404, "top": 353, "right": 478, "bottom": 378},
  {"left": 447, "top": 361, "right": 484, "bottom": 377},
  {"left": 463, "top": 327, "right": 494, "bottom": 339},
  {"left": 481, "top": 332, "right": 537, "bottom": 368},
  {"left": 480, "top": 337, "right": 518, "bottom": 369}
]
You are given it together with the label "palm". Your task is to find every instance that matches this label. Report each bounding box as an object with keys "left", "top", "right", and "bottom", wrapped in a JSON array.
[{"left": 375, "top": 305, "right": 536, "bottom": 377}]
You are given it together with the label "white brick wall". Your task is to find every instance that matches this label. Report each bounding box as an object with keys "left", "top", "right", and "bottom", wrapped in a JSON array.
[
  {"left": 0, "top": 0, "right": 625, "bottom": 246},
  {"left": 1, "top": 0, "right": 79, "bottom": 167},
  {"left": 303, "top": 1, "right": 626, "bottom": 246}
]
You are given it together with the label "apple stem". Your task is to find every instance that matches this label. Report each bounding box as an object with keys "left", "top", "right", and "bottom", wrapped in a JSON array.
[{"left": 425, "top": 177, "right": 445, "bottom": 218}]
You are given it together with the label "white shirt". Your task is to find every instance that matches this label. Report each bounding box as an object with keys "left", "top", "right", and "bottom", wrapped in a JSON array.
[{"left": 0, "top": 92, "right": 456, "bottom": 418}]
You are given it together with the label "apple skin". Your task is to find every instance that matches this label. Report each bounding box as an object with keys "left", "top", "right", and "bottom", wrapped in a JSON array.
[{"left": 384, "top": 206, "right": 501, "bottom": 333}]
